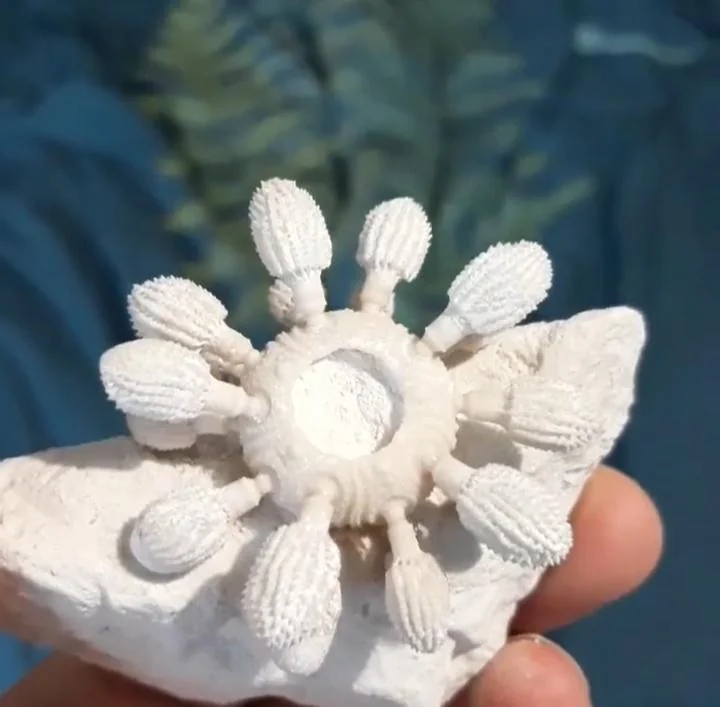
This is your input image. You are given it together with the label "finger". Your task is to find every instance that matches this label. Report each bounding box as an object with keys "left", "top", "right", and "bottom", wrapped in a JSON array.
[
  {"left": 455, "top": 635, "right": 591, "bottom": 707},
  {"left": 513, "top": 466, "right": 663, "bottom": 634},
  {"left": 0, "top": 653, "right": 180, "bottom": 707},
  {"left": 0, "top": 654, "right": 296, "bottom": 707}
]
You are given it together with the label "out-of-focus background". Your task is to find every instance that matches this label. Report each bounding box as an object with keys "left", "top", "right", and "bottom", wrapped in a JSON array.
[{"left": 0, "top": 1, "right": 718, "bottom": 705}]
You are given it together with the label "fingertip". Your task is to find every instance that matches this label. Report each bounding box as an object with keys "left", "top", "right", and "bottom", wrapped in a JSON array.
[
  {"left": 466, "top": 635, "right": 591, "bottom": 707},
  {"left": 0, "top": 654, "right": 179, "bottom": 707},
  {"left": 578, "top": 467, "right": 664, "bottom": 577},
  {"left": 513, "top": 466, "right": 663, "bottom": 633}
]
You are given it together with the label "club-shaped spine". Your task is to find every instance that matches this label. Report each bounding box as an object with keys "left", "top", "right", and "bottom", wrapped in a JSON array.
[
  {"left": 128, "top": 276, "right": 259, "bottom": 374},
  {"left": 423, "top": 241, "right": 552, "bottom": 353},
  {"left": 355, "top": 197, "right": 432, "bottom": 314},
  {"left": 249, "top": 179, "right": 332, "bottom": 324}
]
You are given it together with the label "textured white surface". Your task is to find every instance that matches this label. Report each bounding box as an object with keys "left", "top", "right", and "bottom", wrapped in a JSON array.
[
  {"left": 0, "top": 305, "right": 645, "bottom": 707},
  {"left": 356, "top": 197, "right": 431, "bottom": 312},
  {"left": 292, "top": 348, "right": 401, "bottom": 459},
  {"left": 128, "top": 275, "right": 259, "bottom": 376},
  {"left": 423, "top": 241, "right": 552, "bottom": 352},
  {"left": 249, "top": 178, "right": 332, "bottom": 322},
  {"left": 248, "top": 178, "right": 332, "bottom": 278},
  {"left": 99, "top": 185, "right": 584, "bottom": 669},
  {"left": 357, "top": 197, "right": 431, "bottom": 282}
]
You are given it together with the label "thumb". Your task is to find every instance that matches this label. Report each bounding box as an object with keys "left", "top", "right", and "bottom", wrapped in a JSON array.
[{"left": 459, "top": 634, "right": 591, "bottom": 707}]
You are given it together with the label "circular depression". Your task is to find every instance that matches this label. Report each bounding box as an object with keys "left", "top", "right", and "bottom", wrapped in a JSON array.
[{"left": 291, "top": 348, "right": 404, "bottom": 459}]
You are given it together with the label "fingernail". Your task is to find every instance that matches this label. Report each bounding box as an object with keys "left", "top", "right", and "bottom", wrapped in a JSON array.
[{"left": 509, "top": 633, "right": 591, "bottom": 696}]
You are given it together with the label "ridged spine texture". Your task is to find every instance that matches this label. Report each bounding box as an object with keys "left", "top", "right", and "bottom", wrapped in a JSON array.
[
  {"left": 249, "top": 178, "right": 332, "bottom": 279},
  {"left": 100, "top": 339, "right": 210, "bottom": 422},
  {"left": 455, "top": 463, "right": 572, "bottom": 568},
  {"left": 385, "top": 553, "right": 450, "bottom": 653},
  {"left": 357, "top": 198, "right": 431, "bottom": 280},
  {"left": 267, "top": 279, "right": 295, "bottom": 325},
  {"left": 241, "top": 522, "right": 342, "bottom": 653},
  {"left": 130, "top": 490, "right": 230, "bottom": 574},
  {"left": 128, "top": 276, "right": 227, "bottom": 348},
  {"left": 508, "top": 376, "right": 599, "bottom": 451},
  {"left": 447, "top": 241, "right": 552, "bottom": 334}
]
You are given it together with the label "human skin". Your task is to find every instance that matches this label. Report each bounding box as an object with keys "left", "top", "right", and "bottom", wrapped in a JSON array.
[{"left": 0, "top": 467, "right": 663, "bottom": 707}]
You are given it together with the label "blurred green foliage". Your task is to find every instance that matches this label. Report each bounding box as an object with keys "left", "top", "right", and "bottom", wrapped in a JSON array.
[{"left": 138, "top": 0, "right": 590, "bottom": 334}]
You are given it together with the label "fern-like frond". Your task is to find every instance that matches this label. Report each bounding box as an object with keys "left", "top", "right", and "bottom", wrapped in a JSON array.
[
  {"left": 137, "top": 0, "right": 593, "bottom": 336},
  {"left": 141, "top": 0, "right": 336, "bottom": 298}
]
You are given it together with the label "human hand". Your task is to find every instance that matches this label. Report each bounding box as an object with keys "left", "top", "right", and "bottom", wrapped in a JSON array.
[{"left": 0, "top": 466, "right": 662, "bottom": 707}]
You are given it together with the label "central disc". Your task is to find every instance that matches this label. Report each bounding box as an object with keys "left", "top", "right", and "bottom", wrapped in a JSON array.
[{"left": 291, "top": 348, "right": 404, "bottom": 460}]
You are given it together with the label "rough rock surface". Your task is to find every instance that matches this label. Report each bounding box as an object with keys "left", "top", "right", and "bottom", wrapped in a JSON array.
[{"left": 0, "top": 306, "right": 645, "bottom": 707}]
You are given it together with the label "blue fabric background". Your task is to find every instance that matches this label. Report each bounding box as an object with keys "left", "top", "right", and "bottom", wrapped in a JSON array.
[{"left": 0, "top": 1, "right": 718, "bottom": 705}]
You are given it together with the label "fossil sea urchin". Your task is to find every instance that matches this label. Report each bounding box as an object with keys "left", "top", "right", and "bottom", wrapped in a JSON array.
[{"left": 99, "top": 178, "right": 599, "bottom": 675}]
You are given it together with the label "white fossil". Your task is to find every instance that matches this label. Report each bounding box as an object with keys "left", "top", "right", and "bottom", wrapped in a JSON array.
[
  {"left": 356, "top": 196, "right": 432, "bottom": 313},
  {"left": 128, "top": 275, "right": 260, "bottom": 376},
  {"left": 0, "top": 178, "right": 647, "bottom": 707},
  {"left": 249, "top": 178, "right": 332, "bottom": 324},
  {"left": 422, "top": 241, "right": 552, "bottom": 353}
]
